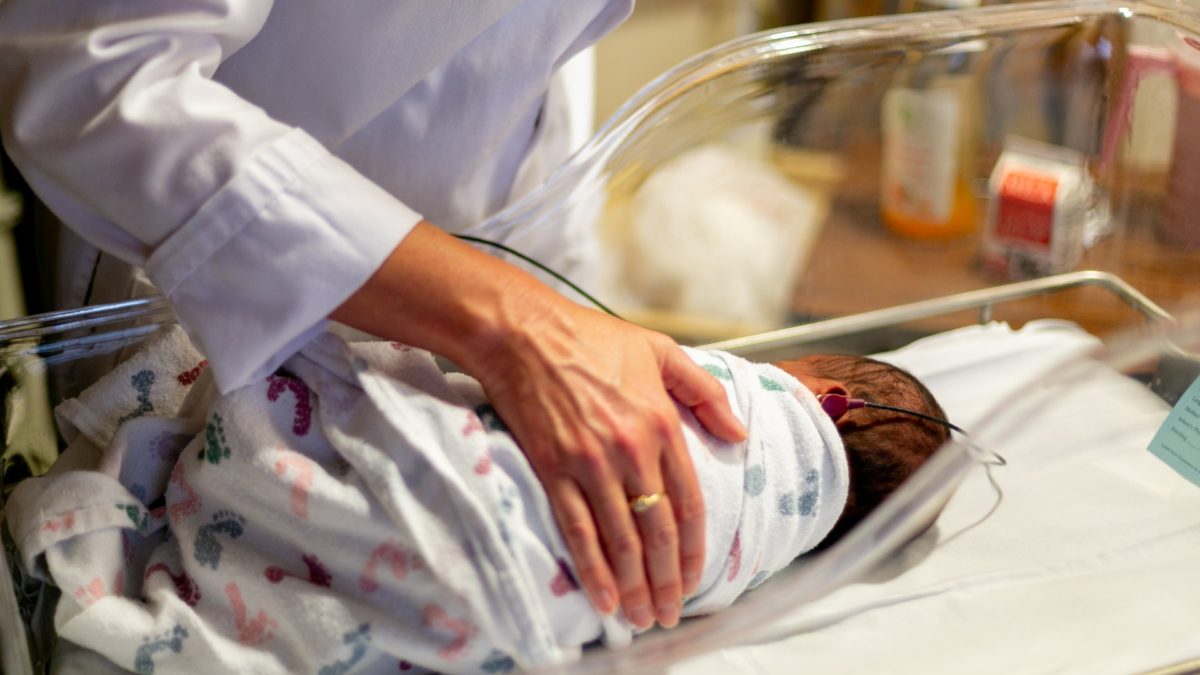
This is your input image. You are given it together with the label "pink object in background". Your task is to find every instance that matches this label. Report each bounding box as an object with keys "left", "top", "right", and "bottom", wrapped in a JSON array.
[{"left": 1104, "top": 34, "right": 1200, "bottom": 247}]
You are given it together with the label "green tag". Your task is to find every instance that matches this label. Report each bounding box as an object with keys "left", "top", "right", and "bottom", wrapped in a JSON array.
[{"left": 1148, "top": 376, "right": 1200, "bottom": 488}]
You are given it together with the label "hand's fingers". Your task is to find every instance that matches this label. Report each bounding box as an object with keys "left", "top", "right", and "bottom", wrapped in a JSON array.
[
  {"left": 630, "top": 492, "right": 682, "bottom": 628},
  {"left": 545, "top": 478, "right": 619, "bottom": 617},
  {"left": 658, "top": 344, "right": 747, "bottom": 442},
  {"left": 575, "top": 466, "right": 657, "bottom": 629},
  {"left": 659, "top": 423, "right": 706, "bottom": 600}
]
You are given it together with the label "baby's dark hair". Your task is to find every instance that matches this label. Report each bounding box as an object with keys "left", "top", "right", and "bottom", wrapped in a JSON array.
[{"left": 783, "top": 354, "right": 951, "bottom": 545}]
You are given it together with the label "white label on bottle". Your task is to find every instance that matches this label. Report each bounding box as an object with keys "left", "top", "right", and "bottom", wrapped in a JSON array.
[{"left": 881, "top": 87, "right": 962, "bottom": 224}]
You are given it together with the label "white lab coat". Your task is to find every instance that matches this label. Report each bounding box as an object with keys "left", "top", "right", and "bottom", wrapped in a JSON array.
[{"left": 0, "top": 0, "right": 632, "bottom": 392}]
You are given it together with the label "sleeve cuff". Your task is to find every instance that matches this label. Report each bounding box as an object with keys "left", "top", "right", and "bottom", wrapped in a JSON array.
[{"left": 145, "top": 128, "right": 421, "bottom": 393}]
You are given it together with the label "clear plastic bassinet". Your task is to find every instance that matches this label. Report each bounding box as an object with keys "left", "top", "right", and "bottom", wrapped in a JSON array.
[{"left": 4, "top": 0, "right": 1200, "bottom": 672}]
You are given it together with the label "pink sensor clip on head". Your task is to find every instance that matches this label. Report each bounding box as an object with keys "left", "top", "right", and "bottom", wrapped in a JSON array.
[{"left": 818, "top": 393, "right": 866, "bottom": 420}]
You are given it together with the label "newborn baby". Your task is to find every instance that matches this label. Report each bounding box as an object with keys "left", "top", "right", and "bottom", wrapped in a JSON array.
[{"left": 6, "top": 327, "right": 948, "bottom": 675}]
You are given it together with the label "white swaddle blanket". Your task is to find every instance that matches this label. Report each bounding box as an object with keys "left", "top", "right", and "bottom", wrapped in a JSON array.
[{"left": 5, "top": 327, "right": 847, "bottom": 674}]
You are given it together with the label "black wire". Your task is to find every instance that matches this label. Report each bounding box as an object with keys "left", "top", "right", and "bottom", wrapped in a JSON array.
[
  {"left": 454, "top": 234, "right": 621, "bottom": 319},
  {"left": 862, "top": 401, "right": 968, "bottom": 435}
]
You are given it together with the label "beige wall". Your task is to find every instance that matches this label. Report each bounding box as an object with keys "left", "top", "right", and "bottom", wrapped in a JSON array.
[{"left": 594, "top": 0, "right": 759, "bottom": 125}]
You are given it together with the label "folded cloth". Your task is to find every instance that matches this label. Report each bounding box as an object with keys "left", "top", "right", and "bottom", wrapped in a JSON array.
[
  {"left": 53, "top": 325, "right": 209, "bottom": 449},
  {"left": 5, "top": 330, "right": 848, "bottom": 674}
]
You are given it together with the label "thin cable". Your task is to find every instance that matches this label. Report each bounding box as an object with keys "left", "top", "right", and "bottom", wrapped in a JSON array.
[
  {"left": 862, "top": 401, "right": 968, "bottom": 435},
  {"left": 454, "top": 234, "right": 621, "bottom": 319}
]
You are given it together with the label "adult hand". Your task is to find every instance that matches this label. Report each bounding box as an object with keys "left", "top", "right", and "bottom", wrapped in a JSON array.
[
  {"left": 332, "top": 222, "right": 747, "bottom": 629},
  {"left": 472, "top": 293, "right": 747, "bottom": 629}
]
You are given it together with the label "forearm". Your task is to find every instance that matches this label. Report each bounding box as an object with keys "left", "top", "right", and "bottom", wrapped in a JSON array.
[{"left": 330, "top": 221, "right": 560, "bottom": 376}]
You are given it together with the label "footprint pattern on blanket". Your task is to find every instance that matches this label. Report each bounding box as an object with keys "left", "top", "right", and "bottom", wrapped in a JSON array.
[
  {"left": 480, "top": 649, "right": 516, "bottom": 673},
  {"left": 422, "top": 603, "right": 476, "bottom": 660},
  {"left": 199, "top": 413, "right": 232, "bottom": 465},
  {"left": 359, "top": 540, "right": 420, "bottom": 592},
  {"left": 265, "top": 552, "right": 333, "bottom": 588},
  {"left": 145, "top": 562, "right": 201, "bottom": 607},
  {"left": 168, "top": 461, "right": 203, "bottom": 526},
  {"left": 133, "top": 624, "right": 188, "bottom": 675},
  {"left": 41, "top": 510, "right": 75, "bottom": 533},
  {"left": 744, "top": 464, "right": 766, "bottom": 497},
  {"left": 758, "top": 375, "right": 785, "bottom": 392},
  {"left": 748, "top": 570, "right": 770, "bottom": 590},
  {"left": 73, "top": 576, "right": 110, "bottom": 606},
  {"left": 273, "top": 450, "right": 316, "bottom": 519},
  {"left": 116, "top": 503, "right": 151, "bottom": 533},
  {"left": 726, "top": 530, "right": 743, "bottom": 581},
  {"left": 267, "top": 374, "right": 313, "bottom": 436},
  {"left": 778, "top": 490, "right": 818, "bottom": 517},
  {"left": 194, "top": 510, "right": 246, "bottom": 569},
  {"left": 703, "top": 363, "right": 733, "bottom": 381},
  {"left": 316, "top": 623, "right": 371, "bottom": 675},
  {"left": 176, "top": 359, "right": 208, "bottom": 386},
  {"left": 118, "top": 369, "right": 156, "bottom": 425},
  {"left": 225, "top": 581, "right": 277, "bottom": 646},
  {"left": 549, "top": 558, "right": 580, "bottom": 596}
]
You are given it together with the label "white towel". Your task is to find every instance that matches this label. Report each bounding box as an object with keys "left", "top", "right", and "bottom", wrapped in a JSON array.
[
  {"left": 53, "top": 325, "right": 209, "bottom": 449},
  {"left": 5, "top": 331, "right": 848, "bottom": 674}
]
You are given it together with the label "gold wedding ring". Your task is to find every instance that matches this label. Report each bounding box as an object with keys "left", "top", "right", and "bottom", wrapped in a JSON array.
[{"left": 629, "top": 492, "right": 665, "bottom": 514}]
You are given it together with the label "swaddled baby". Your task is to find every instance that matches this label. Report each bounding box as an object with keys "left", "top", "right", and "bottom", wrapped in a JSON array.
[{"left": 6, "top": 326, "right": 948, "bottom": 675}]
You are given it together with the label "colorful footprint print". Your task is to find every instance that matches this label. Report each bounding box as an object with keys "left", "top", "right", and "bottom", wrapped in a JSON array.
[
  {"left": 359, "top": 540, "right": 420, "bottom": 592},
  {"left": 118, "top": 370, "right": 156, "bottom": 424},
  {"left": 265, "top": 553, "right": 332, "bottom": 588},
  {"left": 73, "top": 577, "right": 109, "bottom": 607},
  {"left": 703, "top": 363, "right": 733, "bottom": 381},
  {"left": 115, "top": 503, "right": 150, "bottom": 533},
  {"left": 267, "top": 374, "right": 313, "bottom": 436},
  {"left": 273, "top": 450, "right": 316, "bottom": 519},
  {"left": 317, "top": 623, "right": 372, "bottom": 675},
  {"left": 727, "top": 530, "right": 743, "bottom": 582},
  {"left": 549, "top": 558, "right": 580, "bottom": 596},
  {"left": 193, "top": 510, "right": 245, "bottom": 569},
  {"left": 41, "top": 510, "right": 75, "bottom": 533},
  {"left": 422, "top": 603, "right": 475, "bottom": 660},
  {"left": 225, "top": 581, "right": 277, "bottom": 646},
  {"left": 168, "top": 461, "right": 202, "bottom": 526},
  {"left": 480, "top": 649, "right": 516, "bottom": 673},
  {"left": 198, "top": 413, "right": 232, "bottom": 465},
  {"left": 176, "top": 360, "right": 208, "bottom": 386},
  {"left": 133, "top": 624, "right": 188, "bottom": 675},
  {"left": 144, "top": 562, "right": 201, "bottom": 607}
]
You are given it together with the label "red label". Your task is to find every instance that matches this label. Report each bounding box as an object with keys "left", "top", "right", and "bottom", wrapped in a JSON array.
[{"left": 995, "top": 169, "right": 1058, "bottom": 247}]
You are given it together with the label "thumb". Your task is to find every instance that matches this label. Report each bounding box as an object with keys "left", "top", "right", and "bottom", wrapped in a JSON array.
[{"left": 658, "top": 344, "right": 747, "bottom": 443}]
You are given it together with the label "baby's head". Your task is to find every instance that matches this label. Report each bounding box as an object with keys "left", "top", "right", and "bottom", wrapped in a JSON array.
[{"left": 775, "top": 354, "right": 951, "bottom": 544}]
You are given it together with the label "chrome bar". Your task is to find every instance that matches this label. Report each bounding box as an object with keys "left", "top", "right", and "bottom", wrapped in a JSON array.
[
  {"left": 0, "top": 296, "right": 173, "bottom": 342},
  {"left": 701, "top": 270, "right": 1174, "bottom": 356}
]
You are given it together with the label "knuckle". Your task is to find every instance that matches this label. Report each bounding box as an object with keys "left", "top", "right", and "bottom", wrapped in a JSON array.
[
  {"left": 610, "top": 531, "right": 641, "bottom": 560},
  {"left": 561, "top": 520, "right": 596, "bottom": 552},
  {"left": 676, "top": 492, "right": 705, "bottom": 523},
  {"left": 646, "top": 521, "right": 677, "bottom": 551},
  {"left": 569, "top": 446, "right": 606, "bottom": 476},
  {"left": 653, "top": 581, "right": 681, "bottom": 600},
  {"left": 681, "top": 552, "right": 705, "bottom": 573}
]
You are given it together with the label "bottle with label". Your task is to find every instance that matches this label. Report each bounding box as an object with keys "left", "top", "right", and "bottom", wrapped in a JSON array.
[{"left": 880, "top": 46, "right": 981, "bottom": 238}]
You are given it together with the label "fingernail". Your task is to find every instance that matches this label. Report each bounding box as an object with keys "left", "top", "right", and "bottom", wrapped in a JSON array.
[
  {"left": 684, "top": 571, "right": 700, "bottom": 591},
  {"left": 658, "top": 601, "right": 681, "bottom": 628},
  {"left": 628, "top": 604, "right": 654, "bottom": 628},
  {"left": 596, "top": 588, "right": 617, "bottom": 615}
]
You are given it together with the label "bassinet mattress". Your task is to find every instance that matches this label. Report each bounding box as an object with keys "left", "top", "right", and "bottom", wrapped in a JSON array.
[{"left": 670, "top": 320, "right": 1200, "bottom": 674}]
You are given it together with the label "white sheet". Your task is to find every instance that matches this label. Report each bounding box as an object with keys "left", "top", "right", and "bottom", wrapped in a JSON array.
[{"left": 668, "top": 320, "right": 1200, "bottom": 674}]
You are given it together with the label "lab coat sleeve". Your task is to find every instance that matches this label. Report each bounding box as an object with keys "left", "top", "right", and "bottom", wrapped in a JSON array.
[{"left": 0, "top": 0, "right": 423, "bottom": 393}]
